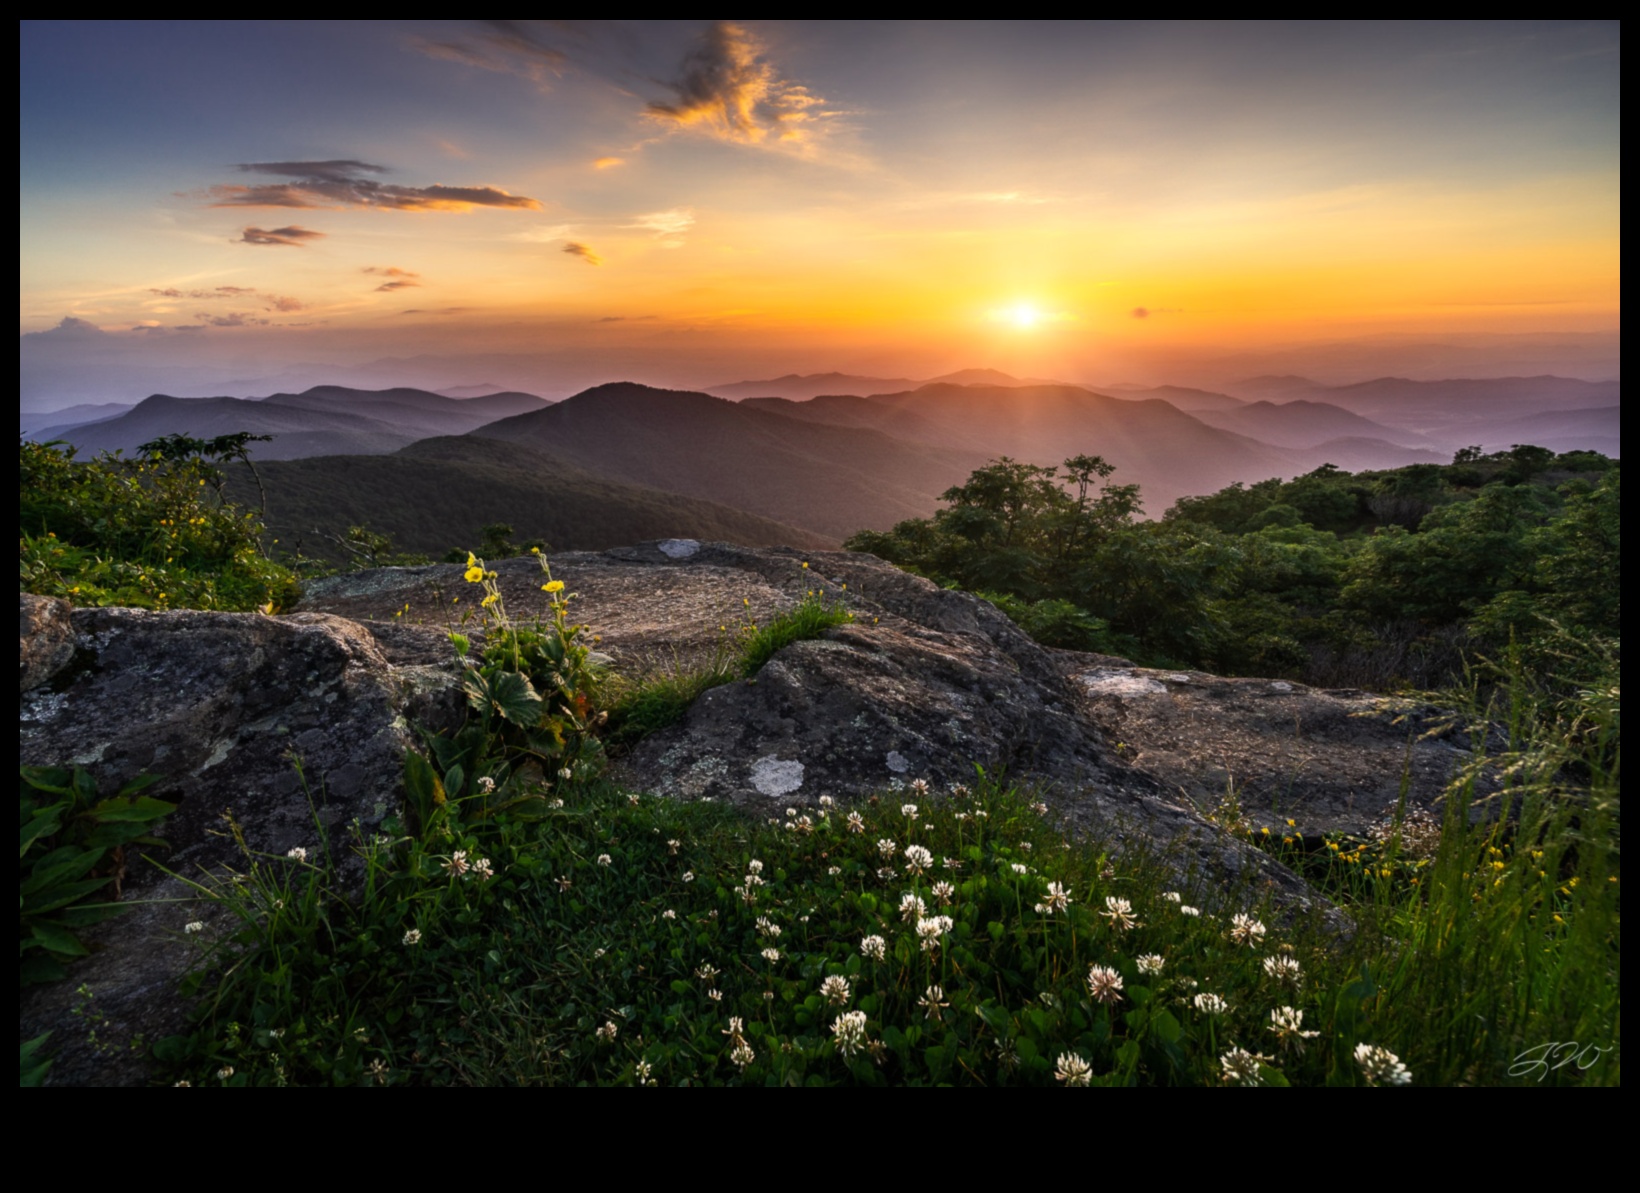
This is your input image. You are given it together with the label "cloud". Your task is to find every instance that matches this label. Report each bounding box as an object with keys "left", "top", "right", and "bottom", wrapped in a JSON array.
[
  {"left": 398, "top": 307, "right": 473, "bottom": 316},
  {"left": 410, "top": 21, "right": 568, "bottom": 91},
  {"left": 628, "top": 209, "right": 696, "bottom": 246},
  {"left": 264, "top": 296, "right": 305, "bottom": 312},
  {"left": 647, "top": 22, "right": 836, "bottom": 154},
  {"left": 562, "top": 242, "right": 603, "bottom": 265},
  {"left": 596, "top": 315, "right": 658, "bottom": 323},
  {"left": 365, "top": 266, "right": 423, "bottom": 292},
  {"left": 210, "top": 161, "right": 540, "bottom": 212},
  {"left": 149, "top": 285, "right": 260, "bottom": 299},
  {"left": 21, "top": 316, "right": 107, "bottom": 341},
  {"left": 196, "top": 312, "right": 269, "bottom": 328},
  {"left": 1131, "top": 308, "right": 1183, "bottom": 320},
  {"left": 593, "top": 157, "right": 626, "bottom": 170},
  {"left": 238, "top": 225, "right": 326, "bottom": 248}
]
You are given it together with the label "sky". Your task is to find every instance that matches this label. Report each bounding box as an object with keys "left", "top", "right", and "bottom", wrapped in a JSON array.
[{"left": 19, "top": 20, "right": 1623, "bottom": 404}]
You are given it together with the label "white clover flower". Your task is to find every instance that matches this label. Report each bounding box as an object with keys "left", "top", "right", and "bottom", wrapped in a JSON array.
[
  {"left": 901, "top": 804, "right": 920, "bottom": 821},
  {"left": 747, "top": 860, "right": 764, "bottom": 875},
  {"left": 761, "top": 948, "right": 782, "bottom": 964},
  {"left": 1136, "top": 954, "right": 1166, "bottom": 977},
  {"left": 861, "top": 935, "right": 888, "bottom": 962},
  {"left": 932, "top": 881, "right": 956, "bottom": 905},
  {"left": 846, "top": 812, "right": 865, "bottom": 834},
  {"left": 910, "top": 779, "right": 930, "bottom": 798},
  {"left": 876, "top": 868, "right": 897, "bottom": 883},
  {"left": 403, "top": 929, "right": 422, "bottom": 947},
  {"left": 470, "top": 857, "right": 495, "bottom": 882},
  {"left": 916, "top": 916, "right": 955, "bottom": 952},
  {"left": 1041, "top": 882, "right": 1073, "bottom": 916},
  {"left": 1086, "top": 965, "right": 1125, "bottom": 1004},
  {"left": 1055, "top": 1053, "right": 1093, "bottom": 1087},
  {"left": 1162, "top": 892, "right": 1182, "bottom": 904},
  {"left": 1220, "top": 1048, "right": 1269, "bottom": 1087},
  {"left": 444, "top": 851, "right": 469, "bottom": 878},
  {"left": 1229, "top": 914, "right": 1268, "bottom": 948},
  {"left": 730, "top": 1041, "right": 756, "bottom": 1071},
  {"left": 1355, "top": 1044, "right": 1413, "bottom": 1087},
  {"left": 184, "top": 921, "right": 205, "bottom": 936},
  {"left": 1011, "top": 864, "right": 1030, "bottom": 876},
  {"left": 666, "top": 839, "right": 681, "bottom": 856},
  {"left": 634, "top": 1059, "right": 654, "bottom": 1086},
  {"left": 899, "top": 893, "right": 928, "bottom": 923},
  {"left": 1101, "top": 896, "right": 1138, "bottom": 931},
  {"left": 1179, "top": 905, "right": 1202, "bottom": 918},
  {"left": 904, "top": 844, "right": 934, "bottom": 875},
  {"left": 878, "top": 839, "right": 899, "bottom": 860},
  {"left": 1194, "top": 993, "right": 1230, "bottom": 1016},
  {"left": 682, "top": 871, "right": 696, "bottom": 884},
  {"left": 942, "top": 857, "right": 963, "bottom": 872},
  {"left": 820, "top": 975, "right": 852, "bottom": 1006},
  {"left": 477, "top": 776, "right": 496, "bottom": 795},
  {"left": 285, "top": 847, "right": 308, "bottom": 863},
  {"left": 755, "top": 916, "right": 782, "bottom": 939},
  {"left": 1263, "top": 955, "right": 1304, "bottom": 985},
  {"left": 827, "top": 866, "right": 843, "bottom": 877},
  {"left": 596, "top": 854, "right": 612, "bottom": 867},
  {"left": 696, "top": 964, "right": 720, "bottom": 982},
  {"left": 596, "top": 1021, "right": 618, "bottom": 1044},
  {"left": 724, "top": 1017, "right": 745, "bottom": 1037},
  {"left": 1031, "top": 802, "right": 1050, "bottom": 817},
  {"left": 548, "top": 798, "right": 565, "bottom": 810},
  {"left": 217, "top": 1066, "right": 235, "bottom": 1082},
  {"left": 920, "top": 985, "right": 949, "bottom": 1021},
  {"left": 708, "top": 989, "right": 723, "bottom": 1002},
  {"left": 819, "top": 796, "right": 835, "bottom": 809},
  {"left": 662, "top": 910, "right": 677, "bottom": 921},
  {"left": 832, "top": 1010, "right": 869, "bottom": 1058},
  {"left": 1269, "top": 1007, "right": 1321, "bottom": 1051}
]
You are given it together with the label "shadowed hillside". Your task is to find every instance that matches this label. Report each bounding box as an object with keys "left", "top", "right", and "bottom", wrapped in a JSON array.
[
  {"left": 468, "top": 382, "right": 992, "bottom": 538},
  {"left": 235, "top": 436, "right": 835, "bottom": 563}
]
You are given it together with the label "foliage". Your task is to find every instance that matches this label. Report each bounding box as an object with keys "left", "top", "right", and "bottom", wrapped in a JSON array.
[
  {"left": 20, "top": 1035, "right": 53, "bottom": 1088},
  {"left": 19, "top": 767, "right": 175, "bottom": 987},
  {"left": 18, "top": 439, "right": 301, "bottom": 612},
  {"left": 738, "top": 586, "right": 855, "bottom": 677},
  {"left": 849, "top": 449, "right": 1619, "bottom": 691}
]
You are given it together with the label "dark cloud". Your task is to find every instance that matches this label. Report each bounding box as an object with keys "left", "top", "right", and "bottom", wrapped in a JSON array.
[
  {"left": 238, "top": 226, "right": 326, "bottom": 248},
  {"left": 376, "top": 281, "right": 421, "bottom": 292},
  {"left": 264, "top": 296, "right": 305, "bottom": 312},
  {"left": 195, "top": 312, "right": 269, "bottom": 328},
  {"left": 648, "top": 22, "right": 832, "bottom": 151},
  {"left": 238, "top": 160, "right": 391, "bottom": 183},
  {"left": 562, "top": 242, "right": 602, "bottom": 265},
  {"left": 21, "top": 316, "right": 106, "bottom": 341}
]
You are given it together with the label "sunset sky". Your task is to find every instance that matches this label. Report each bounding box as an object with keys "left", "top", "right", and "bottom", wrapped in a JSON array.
[{"left": 19, "top": 20, "right": 1622, "bottom": 400}]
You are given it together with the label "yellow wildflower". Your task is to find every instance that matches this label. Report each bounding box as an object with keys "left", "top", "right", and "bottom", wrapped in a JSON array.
[
  {"left": 464, "top": 567, "right": 485, "bottom": 584},
  {"left": 543, "top": 581, "right": 565, "bottom": 594}
]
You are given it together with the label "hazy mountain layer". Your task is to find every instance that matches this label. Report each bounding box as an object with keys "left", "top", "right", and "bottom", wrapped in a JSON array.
[
  {"left": 236, "top": 436, "right": 835, "bottom": 563},
  {"left": 469, "top": 383, "right": 993, "bottom": 539},
  {"left": 1193, "top": 400, "right": 1438, "bottom": 450}
]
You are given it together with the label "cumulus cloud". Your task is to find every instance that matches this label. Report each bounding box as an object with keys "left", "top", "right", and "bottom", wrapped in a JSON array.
[
  {"left": 210, "top": 161, "right": 540, "bottom": 212},
  {"left": 264, "top": 296, "right": 305, "bottom": 312},
  {"left": 562, "top": 242, "right": 603, "bottom": 265},
  {"left": 238, "top": 226, "right": 326, "bottom": 248},
  {"left": 647, "top": 22, "right": 836, "bottom": 154},
  {"left": 21, "top": 316, "right": 106, "bottom": 341}
]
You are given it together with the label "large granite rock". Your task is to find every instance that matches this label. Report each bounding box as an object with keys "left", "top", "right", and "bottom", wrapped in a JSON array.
[
  {"left": 20, "top": 594, "right": 76, "bottom": 694},
  {"left": 19, "top": 603, "right": 462, "bottom": 1086}
]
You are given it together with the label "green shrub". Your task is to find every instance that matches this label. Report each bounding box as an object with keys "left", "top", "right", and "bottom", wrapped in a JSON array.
[{"left": 18, "top": 440, "right": 300, "bottom": 612}]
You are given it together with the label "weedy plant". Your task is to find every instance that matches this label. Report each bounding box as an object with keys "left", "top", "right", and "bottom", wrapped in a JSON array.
[{"left": 20, "top": 767, "right": 175, "bottom": 988}]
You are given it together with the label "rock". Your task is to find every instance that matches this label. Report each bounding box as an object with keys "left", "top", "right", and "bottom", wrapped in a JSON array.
[
  {"left": 1061, "top": 660, "right": 1496, "bottom": 838},
  {"left": 20, "top": 593, "right": 76, "bottom": 693},
  {"left": 18, "top": 605, "right": 463, "bottom": 1086}
]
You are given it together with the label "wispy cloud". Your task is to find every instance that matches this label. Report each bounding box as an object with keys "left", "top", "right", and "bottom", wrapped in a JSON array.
[
  {"left": 647, "top": 23, "right": 838, "bottom": 156},
  {"left": 238, "top": 225, "right": 326, "bottom": 248},
  {"left": 209, "top": 161, "right": 540, "bottom": 212},
  {"left": 627, "top": 208, "right": 695, "bottom": 247},
  {"left": 593, "top": 156, "right": 626, "bottom": 170},
  {"left": 410, "top": 20, "right": 569, "bottom": 92},
  {"left": 196, "top": 312, "right": 269, "bottom": 328},
  {"left": 399, "top": 307, "right": 473, "bottom": 317},
  {"left": 264, "top": 296, "right": 305, "bottom": 312},
  {"left": 365, "top": 266, "right": 423, "bottom": 292},
  {"left": 150, "top": 285, "right": 260, "bottom": 299},
  {"left": 562, "top": 242, "right": 603, "bottom": 265}
]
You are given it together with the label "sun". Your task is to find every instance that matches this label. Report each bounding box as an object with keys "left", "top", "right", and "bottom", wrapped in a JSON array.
[{"left": 1009, "top": 303, "right": 1042, "bottom": 330}]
